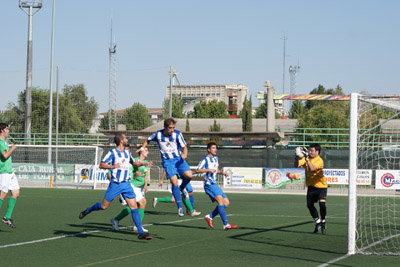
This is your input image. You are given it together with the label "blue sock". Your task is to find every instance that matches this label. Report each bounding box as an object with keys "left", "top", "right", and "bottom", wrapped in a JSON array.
[
  {"left": 131, "top": 209, "right": 144, "bottom": 234},
  {"left": 210, "top": 206, "right": 219, "bottom": 219},
  {"left": 87, "top": 202, "right": 102, "bottom": 213},
  {"left": 218, "top": 205, "right": 228, "bottom": 225},
  {"left": 189, "top": 194, "right": 195, "bottom": 210},
  {"left": 179, "top": 178, "right": 190, "bottom": 191},
  {"left": 172, "top": 186, "right": 182, "bottom": 209}
]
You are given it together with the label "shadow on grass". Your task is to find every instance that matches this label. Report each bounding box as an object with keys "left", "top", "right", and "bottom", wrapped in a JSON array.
[
  {"left": 145, "top": 210, "right": 177, "bottom": 216},
  {"left": 228, "top": 220, "right": 346, "bottom": 255},
  {"left": 152, "top": 222, "right": 208, "bottom": 231},
  {"left": 54, "top": 221, "right": 166, "bottom": 241}
]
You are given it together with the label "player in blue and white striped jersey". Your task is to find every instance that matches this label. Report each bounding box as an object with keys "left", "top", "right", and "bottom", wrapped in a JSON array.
[
  {"left": 138, "top": 118, "right": 193, "bottom": 216},
  {"left": 196, "top": 142, "right": 237, "bottom": 230},
  {"left": 79, "top": 133, "right": 153, "bottom": 240}
]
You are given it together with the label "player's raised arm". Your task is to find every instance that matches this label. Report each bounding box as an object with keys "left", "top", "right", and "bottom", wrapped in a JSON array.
[{"left": 136, "top": 140, "right": 149, "bottom": 153}]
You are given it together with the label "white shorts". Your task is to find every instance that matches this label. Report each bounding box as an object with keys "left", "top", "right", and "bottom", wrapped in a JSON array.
[
  {"left": 120, "top": 184, "right": 145, "bottom": 205},
  {"left": 0, "top": 173, "right": 20, "bottom": 193}
]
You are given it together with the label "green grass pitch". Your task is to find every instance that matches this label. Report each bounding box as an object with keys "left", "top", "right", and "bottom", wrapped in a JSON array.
[{"left": 0, "top": 188, "right": 398, "bottom": 266}]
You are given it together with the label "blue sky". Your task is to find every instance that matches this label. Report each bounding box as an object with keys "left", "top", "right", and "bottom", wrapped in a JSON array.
[{"left": 1, "top": 0, "right": 399, "bottom": 113}]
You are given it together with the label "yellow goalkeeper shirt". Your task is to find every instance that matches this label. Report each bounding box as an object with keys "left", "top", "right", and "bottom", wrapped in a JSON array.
[{"left": 299, "top": 155, "right": 327, "bottom": 188}]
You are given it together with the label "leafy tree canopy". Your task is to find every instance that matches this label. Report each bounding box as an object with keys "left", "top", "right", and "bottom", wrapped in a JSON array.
[
  {"left": 0, "top": 85, "right": 98, "bottom": 134},
  {"left": 191, "top": 100, "right": 229, "bottom": 118},
  {"left": 163, "top": 95, "right": 184, "bottom": 118},
  {"left": 124, "top": 103, "right": 152, "bottom": 130}
]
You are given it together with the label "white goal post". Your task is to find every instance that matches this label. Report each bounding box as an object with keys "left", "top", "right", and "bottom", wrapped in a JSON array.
[
  {"left": 12, "top": 145, "right": 103, "bottom": 189},
  {"left": 348, "top": 93, "right": 400, "bottom": 255}
]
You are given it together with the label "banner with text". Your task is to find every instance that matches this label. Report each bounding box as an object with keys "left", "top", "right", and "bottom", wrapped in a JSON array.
[
  {"left": 375, "top": 170, "right": 400, "bottom": 189},
  {"left": 223, "top": 167, "right": 263, "bottom": 189},
  {"left": 323, "top": 169, "right": 372, "bottom": 185},
  {"left": 75, "top": 165, "right": 110, "bottom": 184},
  {"left": 14, "top": 163, "right": 75, "bottom": 183},
  {"left": 265, "top": 168, "right": 305, "bottom": 189}
]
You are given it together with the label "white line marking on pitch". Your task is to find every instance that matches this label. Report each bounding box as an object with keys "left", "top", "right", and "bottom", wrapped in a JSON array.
[
  {"left": 0, "top": 216, "right": 206, "bottom": 249},
  {"left": 319, "top": 233, "right": 400, "bottom": 266},
  {"left": 318, "top": 254, "right": 352, "bottom": 267}
]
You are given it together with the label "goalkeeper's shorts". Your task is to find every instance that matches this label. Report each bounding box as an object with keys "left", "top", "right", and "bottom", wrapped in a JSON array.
[{"left": 307, "top": 186, "right": 327, "bottom": 203}]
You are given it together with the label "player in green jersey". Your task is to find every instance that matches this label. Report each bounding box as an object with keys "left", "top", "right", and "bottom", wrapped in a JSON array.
[{"left": 0, "top": 123, "right": 18, "bottom": 228}]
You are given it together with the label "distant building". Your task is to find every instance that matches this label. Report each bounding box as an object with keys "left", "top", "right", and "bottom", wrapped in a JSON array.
[
  {"left": 93, "top": 107, "right": 163, "bottom": 132},
  {"left": 166, "top": 84, "right": 248, "bottom": 115},
  {"left": 257, "top": 81, "right": 285, "bottom": 116},
  {"left": 147, "top": 108, "right": 164, "bottom": 124}
]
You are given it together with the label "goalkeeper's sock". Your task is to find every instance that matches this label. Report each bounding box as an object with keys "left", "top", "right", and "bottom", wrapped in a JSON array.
[
  {"left": 182, "top": 196, "right": 193, "bottom": 213},
  {"left": 217, "top": 205, "right": 228, "bottom": 225},
  {"left": 138, "top": 208, "right": 144, "bottom": 221},
  {"left": 307, "top": 202, "right": 319, "bottom": 220},
  {"left": 157, "top": 197, "right": 173, "bottom": 203},
  {"left": 171, "top": 186, "right": 182, "bottom": 209},
  {"left": 210, "top": 206, "right": 219, "bottom": 219},
  {"left": 0, "top": 199, "right": 3, "bottom": 209},
  {"left": 4, "top": 197, "right": 17, "bottom": 219},
  {"left": 189, "top": 194, "right": 195, "bottom": 210},
  {"left": 131, "top": 209, "right": 144, "bottom": 234},
  {"left": 87, "top": 202, "right": 102, "bottom": 213},
  {"left": 115, "top": 206, "right": 131, "bottom": 221},
  {"left": 319, "top": 202, "right": 326, "bottom": 220}
]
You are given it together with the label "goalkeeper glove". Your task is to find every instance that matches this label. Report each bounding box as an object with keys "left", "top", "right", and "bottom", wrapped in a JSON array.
[
  {"left": 302, "top": 147, "right": 309, "bottom": 160},
  {"left": 295, "top": 147, "right": 304, "bottom": 158}
]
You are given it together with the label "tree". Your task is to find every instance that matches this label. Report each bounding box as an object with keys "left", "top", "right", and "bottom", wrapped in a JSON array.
[
  {"left": 185, "top": 117, "right": 190, "bottom": 132},
  {"left": 191, "top": 100, "right": 229, "bottom": 118},
  {"left": 124, "top": 103, "right": 152, "bottom": 130},
  {"left": 62, "top": 84, "right": 98, "bottom": 129},
  {"left": 241, "top": 95, "right": 252, "bottom": 132},
  {"left": 209, "top": 119, "right": 221, "bottom": 132},
  {"left": 99, "top": 110, "right": 122, "bottom": 130},
  {"left": 296, "top": 84, "right": 350, "bottom": 144},
  {"left": 289, "top": 100, "right": 304, "bottom": 119},
  {"left": 0, "top": 103, "right": 24, "bottom": 133},
  {"left": 255, "top": 102, "right": 280, "bottom": 119},
  {"left": 1, "top": 85, "right": 98, "bottom": 134},
  {"left": 163, "top": 95, "right": 184, "bottom": 118},
  {"left": 294, "top": 84, "right": 349, "bottom": 129}
]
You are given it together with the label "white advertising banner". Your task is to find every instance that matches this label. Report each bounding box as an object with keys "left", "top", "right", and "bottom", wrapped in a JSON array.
[
  {"left": 323, "top": 169, "right": 372, "bottom": 185},
  {"left": 75, "top": 165, "right": 110, "bottom": 184},
  {"left": 223, "top": 167, "right": 263, "bottom": 189},
  {"left": 375, "top": 170, "right": 400, "bottom": 189}
]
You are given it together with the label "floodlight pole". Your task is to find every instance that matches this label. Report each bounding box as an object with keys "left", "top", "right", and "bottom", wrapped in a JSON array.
[
  {"left": 169, "top": 66, "right": 173, "bottom": 117},
  {"left": 168, "top": 66, "right": 178, "bottom": 118},
  {"left": 55, "top": 66, "right": 59, "bottom": 182},
  {"left": 19, "top": 0, "right": 42, "bottom": 145},
  {"left": 48, "top": 0, "right": 55, "bottom": 164}
]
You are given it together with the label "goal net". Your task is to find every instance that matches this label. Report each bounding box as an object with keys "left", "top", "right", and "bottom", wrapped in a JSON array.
[
  {"left": 348, "top": 93, "right": 400, "bottom": 255},
  {"left": 12, "top": 145, "right": 103, "bottom": 188}
]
